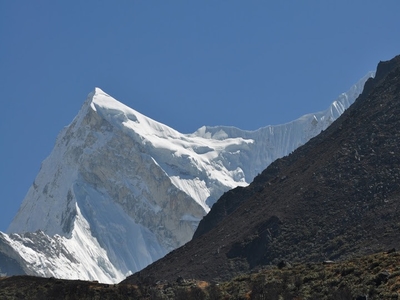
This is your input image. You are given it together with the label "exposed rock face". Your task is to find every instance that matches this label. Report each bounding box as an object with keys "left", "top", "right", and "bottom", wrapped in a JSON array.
[
  {"left": 124, "top": 55, "right": 400, "bottom": 283},
  {"left": 1, "top": 71, "right": 372, "bottom": 283}
]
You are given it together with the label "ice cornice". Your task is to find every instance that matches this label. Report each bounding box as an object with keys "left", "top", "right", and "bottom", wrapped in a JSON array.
[{"left": 194, "top": 71, "right": 375, "bottom": 140}]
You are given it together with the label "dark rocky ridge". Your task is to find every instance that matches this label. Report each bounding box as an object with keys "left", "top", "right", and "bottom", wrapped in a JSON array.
[{"left": 125, "top": 54, "right": 400, "bottom": 284}]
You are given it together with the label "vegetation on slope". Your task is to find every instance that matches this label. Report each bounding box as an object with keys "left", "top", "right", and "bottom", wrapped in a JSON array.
[{"left": 1, "top": 250, "right": 400, "bottom": 299}]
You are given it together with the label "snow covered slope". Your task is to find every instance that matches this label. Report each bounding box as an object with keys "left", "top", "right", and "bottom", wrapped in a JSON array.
[{"left": 1, "top": 71, "right": 373, "bottom": 283}]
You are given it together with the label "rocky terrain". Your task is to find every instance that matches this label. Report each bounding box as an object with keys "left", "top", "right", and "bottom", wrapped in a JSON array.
[{"left": 1, "top": 250, "right": 400, "bottom": 299}]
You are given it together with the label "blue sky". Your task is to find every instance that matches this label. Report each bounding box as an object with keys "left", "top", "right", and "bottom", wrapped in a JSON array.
[{"left": 1, "top": 1, "right": 400, "bottom": 232}]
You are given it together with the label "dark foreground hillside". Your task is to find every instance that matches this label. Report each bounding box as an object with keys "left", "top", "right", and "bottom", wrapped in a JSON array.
[
  {"left": 126, "top": 54, "right": 400, "bottom": 284},
  {"left": 1, "top": 250, "right": 400, "bottom": 299}
]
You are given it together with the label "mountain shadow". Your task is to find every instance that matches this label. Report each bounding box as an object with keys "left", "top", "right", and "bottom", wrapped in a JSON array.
[{"left": 125, "top": 54, "right": 400, "bottom": 284}]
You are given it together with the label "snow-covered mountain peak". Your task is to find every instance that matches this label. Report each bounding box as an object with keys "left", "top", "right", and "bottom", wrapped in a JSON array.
[
  {"left": 1, "top": 71, "right": 374, "bottom": 283},
  {"left": 81, "top": 89, "right": 253, "bottom": 212}
]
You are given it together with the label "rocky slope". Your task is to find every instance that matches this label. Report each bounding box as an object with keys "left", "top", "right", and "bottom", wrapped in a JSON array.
[
  {"left": 0, "top": 72, "right": 372, "bottom": 283},
  {"left": 1, "top": 250, "right": 400, "bottom": 299},
  {"left": 125, "top": 55, "right": 400, "bottom": 284}
]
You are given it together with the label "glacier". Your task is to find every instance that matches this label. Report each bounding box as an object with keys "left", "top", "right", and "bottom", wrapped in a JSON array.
[{"left": 0, "top": 71, "right": 374, "bottom": 283}]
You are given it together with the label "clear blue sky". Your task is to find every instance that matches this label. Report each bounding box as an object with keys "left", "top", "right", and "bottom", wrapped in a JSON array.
[{"left": 1, "top": 1, "right": 400, "bottom": 232}]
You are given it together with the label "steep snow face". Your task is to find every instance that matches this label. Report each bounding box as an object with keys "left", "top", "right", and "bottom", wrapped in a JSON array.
[
  {"left": 0, "top": 207, "right": 126, "bottom": 282},
  {"left": 2, "top": 71, "right": 374, "bottom": 283}
]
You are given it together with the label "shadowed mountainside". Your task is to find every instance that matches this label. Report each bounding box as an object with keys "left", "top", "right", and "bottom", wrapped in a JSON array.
[{"left": 125, "top": 54, "right": 400, "bottom": 284}]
